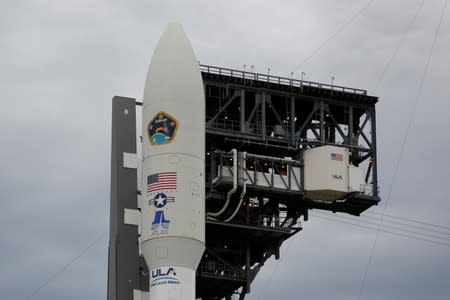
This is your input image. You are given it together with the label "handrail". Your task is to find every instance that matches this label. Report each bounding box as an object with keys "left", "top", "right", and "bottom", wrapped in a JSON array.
[
  {"left": 212, "top": 150, "right": 303, "bottom": 192},
  {"left": 254, "top": 214, "right": 302, "bottom": 229},
  {"left": 199, "top": 64, "right": 367, "bottom": 95}
]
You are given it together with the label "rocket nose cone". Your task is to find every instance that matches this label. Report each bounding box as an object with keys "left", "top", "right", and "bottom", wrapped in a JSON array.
[
  {"left": 156, "top": 22, "right": 190, "bottom": 52},
  {"left": 143, "top": 22, "right": 202, "bottom": 109},
  {"left": 164, "top": 22, "right": 185, "bottom": 36}
]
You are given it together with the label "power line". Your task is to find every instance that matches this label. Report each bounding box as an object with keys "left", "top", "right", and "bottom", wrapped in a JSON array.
[
  {"left": 259, "top": 207, "right": 450, "bottom": 300},
  {"left": 25, "top": 231, "right": 107, "bottom": 300},
  {"left": 312, "top": 214, "right": 450, "bottom": 247},
  {"left": 365, "top": 211, "right": 450, "bottom": 231},
  {"left": 314, "top": 211, "right": 450, "bottom": 242},
  {"left": 358, "top": 1, "right": 448, "bottom": 298},
  {"left": 292, "top": 0, "right": 377, "bottom": 73},
  {"left": 359, "top": 213, "right": 450, "bottom": 236},
  {"left": 259, "top": 205, "right": 450, "bottom": 300},
  {"left": 317, "top": 210, "right": 450, "bottom": 236},
  {"left": 371, "top": 0, "right": 426, "bottom": 93}
]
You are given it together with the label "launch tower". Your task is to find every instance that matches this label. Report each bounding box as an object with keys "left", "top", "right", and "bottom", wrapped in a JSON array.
[{"left": 108, "top": 65, "right": 379, "bottom": 299}]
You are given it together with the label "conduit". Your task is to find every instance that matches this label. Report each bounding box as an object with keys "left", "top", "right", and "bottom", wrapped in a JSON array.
[
  {"left": 207, "top": 149, "right": 238, "bottom": 217},
  {"left": 224, "top": 152, "right": 247, "bottom": 222}
]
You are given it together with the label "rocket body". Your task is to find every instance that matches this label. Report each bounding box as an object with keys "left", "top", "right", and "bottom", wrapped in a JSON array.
[{"left": 141, "top": 24, "right": 205, "bottom": 299}]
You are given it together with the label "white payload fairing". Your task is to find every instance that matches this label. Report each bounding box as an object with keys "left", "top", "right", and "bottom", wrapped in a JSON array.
[{"left": 140, "top": 23, "right": 205, "bottom": 300}]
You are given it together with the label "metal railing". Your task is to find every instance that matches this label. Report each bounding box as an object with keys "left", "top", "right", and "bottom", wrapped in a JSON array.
[
  {"left": 198, "top": 249, "right": 246, "bottom": 281},
  {"left": 253, "top": 214, "right": 302, "bottom": 230},
  {"left": 200, "top": 64, "right": 367, "bottom": 95},
  {"left": 207, "top": 117, "right": 290, "bottom": 139},
  {"left": 208, "top": 117, "right": 242, "bottom": 132},
  {"left": 212, "top": 151, "right": 303, "bottom": 192}
]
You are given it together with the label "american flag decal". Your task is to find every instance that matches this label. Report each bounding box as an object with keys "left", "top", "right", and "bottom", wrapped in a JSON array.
[
  {"left": 331, "top": 153, "right": 343, "bottom": 162},
  {"left": 147, "top": 172, "right": 177, "bottom": 193}
]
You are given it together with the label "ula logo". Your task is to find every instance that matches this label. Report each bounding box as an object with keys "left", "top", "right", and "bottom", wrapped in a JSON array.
[
  {"left": 332, "top": 174, "right": 343, "bottom": 180},
  {"left": 150, "top": 267, "right": 180, "bottom": 287},
  {"left": 152, "top": 267, "right": 176, "bottom": 278}
]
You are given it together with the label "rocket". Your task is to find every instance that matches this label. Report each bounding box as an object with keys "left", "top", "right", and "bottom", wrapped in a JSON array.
[{"left": 140, "top": 23, "right": 205, "bottom": 299}]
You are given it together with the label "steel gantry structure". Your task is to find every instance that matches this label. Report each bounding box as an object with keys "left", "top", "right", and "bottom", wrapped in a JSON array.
[{"left": 108, "top": 64, "right": 380, "bottom": 300}]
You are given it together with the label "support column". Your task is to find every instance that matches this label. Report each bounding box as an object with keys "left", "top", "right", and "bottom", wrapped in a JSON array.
[
  {"left": 245, "top": 241, "right": 251, "bottom": 294},
  {"left": 320, "top": 101, "right": 325, "bottom": 144},
  {"left": 240, "top": 89, "right": 246, "bottom": 133},
  {"left": 108, "top": 96, "right": 142, "bottom": 300},
  {"left": 370, "top": 107, "right": 378, "bottom": 197},
  {"left": 348, "top": 106, "right": 354, "bottom": 146},
  {"left": 261, "top": 92, "right": 266, "bottom": 141},
  {"left": 290, "top": 96, "right": 296, "bottom": 146}
]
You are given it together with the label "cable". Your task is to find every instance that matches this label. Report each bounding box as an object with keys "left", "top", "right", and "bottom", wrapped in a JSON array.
[
  {"left": 365, "top": 211, "right": 450, "bottom": 231},
  {"left": 358, "top": 1, "right": 448, "bottom": 298},
  {"left": 317, "top": 210, "right": 450, "bottom": 236},
  {"left": 312, "top": 214, "right": 450, "bottom": 247},
  {"left": 371, "top": 0, "right": 425, "bottom": 93},
  {"left": 357, "top": 213, "right": 450, "bottom": 236},
  {"left": 314, "top": 211, "right": 450, "bottom": 242},
  {"left": 259, "top": 205, "right": 450, "bottom": 300},
  {"left": 25, "top": 231, "right": 107, "bottom": 300},
  {"left": 292, "top": 0, "right": 377, "bottom": 72}
]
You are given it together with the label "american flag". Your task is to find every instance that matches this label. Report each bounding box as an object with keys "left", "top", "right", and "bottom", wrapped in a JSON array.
[
  {"left": 147, "top": 172, "right": 177, "bottom": 193},
  {"left": 331, "top": 153, "right": 343, "bottom": 162}
]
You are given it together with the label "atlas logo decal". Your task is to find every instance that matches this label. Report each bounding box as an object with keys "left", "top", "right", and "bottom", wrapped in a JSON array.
[
  {"left": 151, "top": 211, "right": 170, "bottom": 232},
  {"left": 148, "top": 111, "right": 178, "bottom": 146},
  {"left": 150, "top": 267, "right": 180, "bottom": 287},
  {"left": 149, "top": 192, "right": 175, "bottom": 235}
]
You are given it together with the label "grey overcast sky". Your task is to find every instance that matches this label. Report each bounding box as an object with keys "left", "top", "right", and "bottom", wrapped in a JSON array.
[{"left": 1, "top": 0, "right": 450, "bottom": 299}]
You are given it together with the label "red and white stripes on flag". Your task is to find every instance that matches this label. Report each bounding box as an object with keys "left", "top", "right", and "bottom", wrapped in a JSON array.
[
  {"left": 331, "top": 153, "right": 343, "bottom": 162},
  {"left": 147, "top": 172, "right": 177, "bottom": 193}
]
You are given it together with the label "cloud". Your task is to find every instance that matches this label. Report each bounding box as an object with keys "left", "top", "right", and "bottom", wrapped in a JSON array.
[{"left": 1, "top": 0, "right": 449, "bottom": 299}]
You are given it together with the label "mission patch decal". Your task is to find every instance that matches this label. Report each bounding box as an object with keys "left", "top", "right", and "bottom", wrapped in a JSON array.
[{"left": 148, "top": 111, "right": 179, "bottom": 146}]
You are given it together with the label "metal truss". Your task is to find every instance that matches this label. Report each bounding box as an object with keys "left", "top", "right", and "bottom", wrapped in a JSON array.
[{"left": 201, "top": 64, "right": 378, "bottom": 199}]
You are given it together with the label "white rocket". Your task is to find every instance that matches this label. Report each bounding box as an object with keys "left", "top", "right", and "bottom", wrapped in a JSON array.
[{"left": 140, "top": 23, "right": 205, "bottom": 300}]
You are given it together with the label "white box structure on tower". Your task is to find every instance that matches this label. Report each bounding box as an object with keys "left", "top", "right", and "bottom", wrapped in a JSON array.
[
  {"left": 303, "top": 145, "right": 349, "bottom": 201},
  {"left": 349, "top": 165, "right": 365, "bottom": 193}
]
